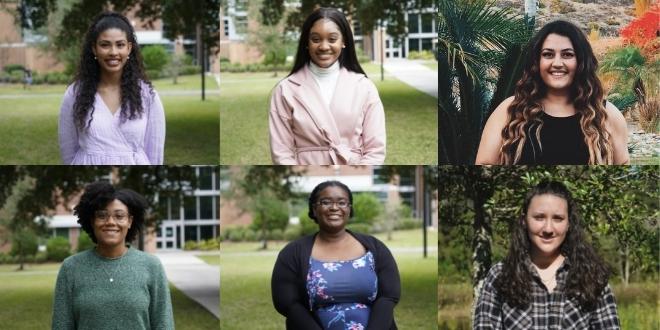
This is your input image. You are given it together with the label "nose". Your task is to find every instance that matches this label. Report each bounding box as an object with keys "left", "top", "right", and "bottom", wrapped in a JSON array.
[
  {"left": 541, "top": 220, "right": 554, "bottom": 234},
  {"left": 319, "top": 41, "right": 330, "bottom": 51},
  {"left": 551, "top": 56, "right": 563, "bottom": 67}
]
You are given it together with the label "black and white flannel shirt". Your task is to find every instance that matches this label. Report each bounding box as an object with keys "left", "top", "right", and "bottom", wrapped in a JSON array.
[{"left": 473, "top": 259, "right": 620, "bottom": 329}]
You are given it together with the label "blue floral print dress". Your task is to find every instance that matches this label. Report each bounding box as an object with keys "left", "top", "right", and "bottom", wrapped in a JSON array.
[{"left": 306, "top": 251, "right": 378, "bottom": 330}]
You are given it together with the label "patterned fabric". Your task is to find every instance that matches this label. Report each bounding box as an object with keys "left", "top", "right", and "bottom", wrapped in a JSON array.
[
  {"left": 307, "top": 251, "right": 378, "bottom": 330},
  {"left": 473, "top": 260, "right": 620, "bottom": 330}
]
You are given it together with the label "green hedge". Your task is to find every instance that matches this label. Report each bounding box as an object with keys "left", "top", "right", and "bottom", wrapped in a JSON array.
[{"left": 46, "top": 236, "right": 71, "bottom": 262}]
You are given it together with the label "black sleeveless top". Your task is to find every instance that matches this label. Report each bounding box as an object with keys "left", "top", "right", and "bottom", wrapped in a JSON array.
[{"left": 518, "top": 112, "right": 589, "bottom": 165}]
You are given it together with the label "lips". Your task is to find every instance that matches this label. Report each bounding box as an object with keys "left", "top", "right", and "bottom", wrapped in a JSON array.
[
  {"left": 549, "top": 71, "right": 568, "bottom": 77},
  {"left": 105, "top": 59, "right": 121, "bottom": 67}
]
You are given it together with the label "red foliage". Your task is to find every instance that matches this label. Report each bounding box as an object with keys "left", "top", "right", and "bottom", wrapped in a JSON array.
[{"left": 620, "top": 3, "right": 660, "bottom": 53}]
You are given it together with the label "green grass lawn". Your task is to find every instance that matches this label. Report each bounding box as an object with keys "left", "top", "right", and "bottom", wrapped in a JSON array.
[
  {"left": 438, "top": 281, "right": 660, "bottom": 330},
  {"left": 0, "top": 262, "right": 218, "bottom": 329},
  {"left": 220, "top": 229, "right": 437, "bottom": 329},
  {"left": 197, "top": 254, "right": 220, "bottom": 265},
  {"left": 219, "top": 68, "right": 438, "bottom": 164},
  {"left": 0, "top": 74, "right": 219, "bottom": 164}
]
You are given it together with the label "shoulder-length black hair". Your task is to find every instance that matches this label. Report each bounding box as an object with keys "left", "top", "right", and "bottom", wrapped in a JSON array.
[
  {"left": 494, "top": 180, "right": 611, "bottom": 311},
  {"left": 72, "top": 11, "right": 153, "bottom": 130},
  {"left": 289, "top": 7, "right": 366, "bottom": 76},
  {"left": 74, "top": 181, "right": 147, "bottom": 244},
  {"left": 308, "top": 180, "right": 354, "bottom": 221}
]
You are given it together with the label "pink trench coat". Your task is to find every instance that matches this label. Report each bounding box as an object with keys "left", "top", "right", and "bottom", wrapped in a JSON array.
[{"left": 269, "top": 66, "right": 386, "bottom": 165}]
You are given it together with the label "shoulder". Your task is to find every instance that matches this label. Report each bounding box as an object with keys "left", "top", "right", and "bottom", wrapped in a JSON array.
[
  {"left": 486, "top": 262, "right": 504, "bottom": 281},
  {"left": 64, "top": 83, "right": 78, "bottom": 98},
  {"left": 127, "top": 248, "right": 163, "bottom": 269},
  {"left": 351, "top": 231, "right": 391, "bottom": 255},
  {"left": 603, "top": 101, "right": 627, "bottom": 132},
  {"left": 492, "top": 96, "right": 515, "bottom": 120},
  {"left": 278, "top": 234, "right": 314, "bottom": 257},
  {"left": 60, "top": 249, "right": 93, "bottom": 268}
]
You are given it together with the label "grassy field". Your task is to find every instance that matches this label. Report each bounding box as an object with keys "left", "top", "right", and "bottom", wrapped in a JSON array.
[
  {"left": 0, "top": 74, "right": 219, "bottom": 164},
  {"left": 197, "top": 254, "right": 220, "bottom": 265},
  {"left": 220, "top": 229, "right": 438, "bottom": 329},
  {"left": 438, "top": 281, "right": 660, "bottom": 329},
  {"left": 0, "top": 262, "right": 218, "bottom": 329},
  {"left": 219, "top": 65, "right": 438, "bottom": 164}
]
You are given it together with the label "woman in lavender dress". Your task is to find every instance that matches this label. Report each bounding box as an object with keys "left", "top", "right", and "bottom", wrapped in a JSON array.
[
  {"left": 272, "top": 181, "right": 400, "bottom": 330},
  {"left": 58, "top": 12, "right": 165, "bottom": 165}
]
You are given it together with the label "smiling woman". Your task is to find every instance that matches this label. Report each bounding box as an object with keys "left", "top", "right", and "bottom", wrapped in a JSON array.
[
  {"left": 473, "top": 181, "right": 620, "bottom": 329},
  {"left": 269, "top": 8, "right": 386, "bottom": 165},
  {"left": 58, "top": 12, "right": 165, "bottom": 165},
  {"left": 271, "top": 181, "right": 400, "bottom": 330},
  {"left": 52, "top": 182, "right": 174, "bottom": 329}
]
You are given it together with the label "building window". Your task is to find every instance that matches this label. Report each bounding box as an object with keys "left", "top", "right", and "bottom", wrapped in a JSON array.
[
  {"left": 408, "top": 38, "right": 420, "bottom": 52},
  {"left": 199, "top": 167, "right": 214, "bottom": 190},
  {"left": 165, "top": 227, "right": 174, "bottom": 238},
  {"left": 408, "top": 14, "right": 419, "bottom": 34},
  {"left": 157, "top": 241, "right": 162, "bottom": 249},
  {"left": 200, "top": 196, "right": 214, "bottom": 220},
  {"left": 421, "top": 13, "right": 433, "bottom": 33},
  {"left": 185, "top": 226, "right": 198, "bottom": 242},
  {"left": 166, "top": 241, "right": 174, "bottom": 248},
  {"left": 184, "top": 196, "right": 197, "bottom": 220},
  {"left": 200, "top": 225, "right": 214, "bottom": 240},
  {"left": 234, "top": 15, "right": 247, "bottom": 34},
  {"left": 353, "top": 20, "right": 362, "bottom": 36},
  {"left": 421, "top": 38, "right": 433, "bottom": 51},
  {"left": 223, "top": 19, "right": 230, "bottom": 37},
  {"left": 55, "top": 228, "right": 68, "bottom": 239}
]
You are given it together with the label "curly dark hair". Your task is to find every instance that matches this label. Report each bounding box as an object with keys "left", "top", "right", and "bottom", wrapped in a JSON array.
[
  {"left": 308, "top": 180, "right": 354, "bottom": 222},
  {"left": 494, "top": 180, "right": 611, "bottom": 311},
  {"left": 72, "top": 11, "right": 153, "bottom": 130},
  {"left": 74, "top": 182, "right": 147, "bottom": 244},
  {"left": 500, "top": 20, "right": 613, "bottom": 164}
]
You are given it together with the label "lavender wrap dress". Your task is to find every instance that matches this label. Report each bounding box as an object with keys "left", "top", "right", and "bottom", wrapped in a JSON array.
[{"left": 58, "top": 82, "right": 165, "bottom": 165}]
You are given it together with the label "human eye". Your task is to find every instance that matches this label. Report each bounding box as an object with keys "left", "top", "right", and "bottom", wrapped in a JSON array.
[
  {"left": 561, "top": 51, "right": 574, "bottom": 59},
  {"left": 95, "top": 211, "right": 109, "bottom": 220},
  {"left": 319, "top": 200, "right": 331, "bottom": 207},
  {"left": 541, "top": 51, "right": 554, "bottom": 59},
  {"left": 337, "top": 201, "right": 349, "bottom": 208}
]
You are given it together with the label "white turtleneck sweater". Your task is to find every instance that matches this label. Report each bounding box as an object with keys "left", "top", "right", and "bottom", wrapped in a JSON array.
[{"left": 308, "top": 60, "right": 340, "bottom": 109}]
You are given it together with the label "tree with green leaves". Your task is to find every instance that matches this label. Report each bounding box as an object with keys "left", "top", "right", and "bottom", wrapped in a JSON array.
[{"left": 438, "top": 0, "right": 534, "bottom": 164}]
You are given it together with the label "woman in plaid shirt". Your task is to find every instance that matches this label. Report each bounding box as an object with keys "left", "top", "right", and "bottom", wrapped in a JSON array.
[{"left": 473, "top": 181, "right": 620, "bottom": 329}]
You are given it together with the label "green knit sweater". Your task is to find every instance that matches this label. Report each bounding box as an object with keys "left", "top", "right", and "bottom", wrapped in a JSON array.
[{"left": 52, "top": 247, "right": 175, "bottom": 330}]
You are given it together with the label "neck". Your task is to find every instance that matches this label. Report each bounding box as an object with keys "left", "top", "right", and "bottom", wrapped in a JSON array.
[
  {"left": 96, "top": 243, "right": 127, "bottom": 258},
  {"left": 317, "top": 229, "right": 348, "bottom": 244},
  {"left": 531, "top": 250, "right": 563, "bottom": 269},
  {"left": 544, "top": 88, "right": 571, "bottom": 104},
  {"left": 99, "top": 71, "right": 122, "bottom": 88}
]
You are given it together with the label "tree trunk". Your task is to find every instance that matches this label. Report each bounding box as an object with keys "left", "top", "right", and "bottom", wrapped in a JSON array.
[
  {"left": 471, "top": 195, "right": 492, "bottom": 300},
  {"left": 260, "top": 211, "right": 268, "bottom": 250}
]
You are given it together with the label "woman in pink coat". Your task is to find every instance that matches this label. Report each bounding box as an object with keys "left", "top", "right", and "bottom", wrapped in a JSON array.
[{"left": 269, "top": 8, "right": 386, "bottom": 165}]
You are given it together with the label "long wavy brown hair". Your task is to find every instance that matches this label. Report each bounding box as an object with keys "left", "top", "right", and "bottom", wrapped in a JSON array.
[{"left": 499, "top": 20, "right": 613, "bottom": 164}]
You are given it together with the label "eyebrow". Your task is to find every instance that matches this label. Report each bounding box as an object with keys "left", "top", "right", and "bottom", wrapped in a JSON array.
[{"left": 541, "top": 48, "right": 574, "bottom": 52}]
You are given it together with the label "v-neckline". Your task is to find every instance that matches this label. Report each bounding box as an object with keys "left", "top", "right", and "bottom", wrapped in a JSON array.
[{"left": 96, "top": 92, "right": 121, "bottom": 117}]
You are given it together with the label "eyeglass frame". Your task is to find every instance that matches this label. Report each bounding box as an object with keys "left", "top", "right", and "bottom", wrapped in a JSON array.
[
  {"left": 314, "top": 199, "right": 352, "bottom": 209},
  {"left": 94, "top": 210, "right": 132, "bottom": 224}
]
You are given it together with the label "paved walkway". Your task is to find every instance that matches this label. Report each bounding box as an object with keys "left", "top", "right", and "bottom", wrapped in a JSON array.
[
  {"left": 155, "top": 251, "right": 219, "bottom": 319},
  {"left": 383, "top": 58, "right": 438, "bottom": 98}
]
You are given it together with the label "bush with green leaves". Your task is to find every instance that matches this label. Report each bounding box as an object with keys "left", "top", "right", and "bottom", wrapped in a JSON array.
[
  {"left": 77, "top": 232, "right": 94, "bottom": 252},
  {"left": 351, "top": 193, "right": 382, "bottom": 226},
  {"left": 142, "top": 45, "right": 169, "bottom": 76},
  {"left": 408, "top": 50, "right": 436, "bottom": 60},
  {"left": 11, "top": 228, "right": 39, "bottom": 259},
  {"left": 46, "top": 236, "right": 71, "bottom": 262},
  {"left": 184, "top": 240, "right": 198, "bottom": 250}
]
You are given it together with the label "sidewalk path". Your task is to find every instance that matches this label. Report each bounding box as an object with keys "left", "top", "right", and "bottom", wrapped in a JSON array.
[
  {"left": 382, "top": 58, "right": 438, "bottom": 98},
  {"left": 155, "top": 251, "right": 219, "bottom": 319}
]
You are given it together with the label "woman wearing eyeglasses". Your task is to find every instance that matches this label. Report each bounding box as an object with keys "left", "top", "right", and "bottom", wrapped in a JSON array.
[
  {"left": 271, "top": 181, "right": 400, "bottom": 330},
  {"left": 52, "top": 182, "right": 174, "bottom": 329}
]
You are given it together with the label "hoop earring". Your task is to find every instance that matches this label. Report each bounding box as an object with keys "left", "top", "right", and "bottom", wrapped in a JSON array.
[{"left": 94, "top": 56, "right": 97, "bottom": 60}]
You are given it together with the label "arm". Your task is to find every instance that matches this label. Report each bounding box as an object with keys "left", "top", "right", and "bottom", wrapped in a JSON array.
[
  {"left": 149, "top": 259, "right": 175, "bottom": 330},
  {"left": 359, "top": 82, "right": 386, "bottom": 165},
  {"left": 366, "top": 241, "right": 400, "bottom": 330},
  {"left": 52, "top": 261, "right": 75, "bottom": 330},
  {"left": 475, "top": 96, "right": 514, "bottom": 165},
  {"left": 589, "top": 284, "right": 620, "bottom": 329},
  {"left": 58, "top": 85, "right": 79, "bottom": 165},
  {"left": 144, "top": 90, "right": 166, "bottom": 165},
  {"left": 472, "top": 266, "right": 503, "bottom": 329},
  {"left": 271, "top": 247, "right": 322, "bottom": 330},
  {"left": 269, "top": 85, "right": 297, "bottom": 165},
  {"left": 604, "top": 102, "right": 629, "bottom": 165}
]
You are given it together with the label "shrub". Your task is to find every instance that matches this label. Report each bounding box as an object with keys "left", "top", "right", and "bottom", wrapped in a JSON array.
[
  {"left": 395, "top": 217, "right": 422, "bottom": 230},
  {"left": 77, "top": 232, "right": 94, "bottom": 252},
  {"left": 3, "top": 64, "right": 25, "bottom": 73},
  {"left": 283, "top": 225, "right": 301, "bottom": 241},
  {"left": 243, "top": 229, "right": 258, "bottom": 242},
  {"left": 408, "top": 50, "right": 436, "bottom": 60},
  {"left": 298, "top": 210, "right": 319, "bottom": 235},
  {"left": 11, "top": 228, "right": 39, "bottom": 258},
  {"left": 199, "top": 238, "right": 219, "bottom": 250},
  {"left": 184, "top": 240, "right": 198, "bottom": 250},
  {"left": 142, "top": 45, "right": 169, "bottom": 74},
  {"left": 346, "top": 223, "right": 372, "bottom": 234},
  {"left": 34, "top": 251, "right": 48, "bottom": 263},
  {"left": 46, "top": 236, "right": 71, "bottom": 262},
  {"left": 227, "top": 227, "right": 245, "bottom": 242},
  {"left": 267, "top": 228, "right": 284, "bottom": 241}
]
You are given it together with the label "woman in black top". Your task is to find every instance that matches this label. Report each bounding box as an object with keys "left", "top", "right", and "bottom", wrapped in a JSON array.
[
  {"left": 473, "top": 181, "right": 620, "bottom": 329},
  {"left": 476, "top": 20, "right": 629, "bottom": 165},
  {"left": 271, "top": 181, "right": 400, "bottom": 330}
]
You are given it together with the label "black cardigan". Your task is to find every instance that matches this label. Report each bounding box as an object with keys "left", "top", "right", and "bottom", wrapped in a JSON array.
[{"left": 271, "top": 230, "right": 400, "bottom": 330}]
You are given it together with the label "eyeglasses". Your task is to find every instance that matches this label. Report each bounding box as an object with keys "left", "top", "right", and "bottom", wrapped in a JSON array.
[
  {"left": 94, "top": 211, "right": 130, "bottom": 223},
  {"left": 316, "top": 200, "right": 351, "bottom": 209}
]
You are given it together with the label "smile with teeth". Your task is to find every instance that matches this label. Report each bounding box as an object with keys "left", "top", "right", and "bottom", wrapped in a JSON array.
[
  {"left": 550, "top": 71, "right": 567, "bottom": 76},
  {"left": 105, "top": 59, "right": 121, "bottom": 66}
]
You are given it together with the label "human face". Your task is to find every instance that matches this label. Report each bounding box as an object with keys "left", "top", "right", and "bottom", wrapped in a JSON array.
[
  {"left": 313, "top": 186, "right": 351, "bottom": 234},
  {"left": 93, "top": 199, "right": 132, "bottom": 248},
  {"left": 308, "top": 19, "right": 344, "bottom": 68},
  {"left": 539, "top": 33, "right": 577, "bottom": 93},
  {"left": 92, "top": 28, "right": 132, "bottom": 75},
  {"left": 525, "top": 194, "right": 569, "bottom": 259}
]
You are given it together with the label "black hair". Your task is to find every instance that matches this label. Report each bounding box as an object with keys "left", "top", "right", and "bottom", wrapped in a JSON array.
[
  {"left": 494, "top": 180, "right": 611, "bottom": 311},
  {"left": 308, "top": 180, "right": 354, "bottom": 221},
  {"left": 74, "top": 181, "right": 147, "bottom": 244},
  {"left": 73, "top": 11, "right": 153, "bottom": 130},
  {"left": 289, "top": 7, "right": 366, "bottom": 76}
]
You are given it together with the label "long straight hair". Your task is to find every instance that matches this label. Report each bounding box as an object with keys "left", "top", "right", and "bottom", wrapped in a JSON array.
[{"left": 288, "top": 8, "right": 365, "bottom": 76}]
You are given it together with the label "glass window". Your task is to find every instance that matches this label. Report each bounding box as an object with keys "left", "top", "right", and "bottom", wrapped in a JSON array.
[
  {"left": 421, "top": 13, "right": 433, "bottom": 33},
  {"left": 200, "top": 225, "right": 214, "bottom": 240},
  {"left": 157, "top": 241, "right": 162, "bottom": 249},
  {"left": 165, "top": 227, "right": 174, "bottom": 238},
  {"left": 385, "top": 40, "right": 390, "bottom": 48},
  {"left": 199, "top": 167, "right": 213, "bottom": 190},
  {"left": 234, "top": 16, "right": 247, "bottom": 34},
  {"left": 184, "top": 196, "right": 197, "bottom": 220},
  {"left": 408, "top": 38, "right": 420, "bottom": 52},
  {"left": 166, "top": 241, "right": 173, "bottom": 248},
  {"left": 223, "top": 19, "right": 229, "bottom": 37},
  {"left": 421, "top": 38, "right": 433, "bottom": 51},
  {"left": 353, "top": 20, "right": 362, "bottom": 36},
  {"left": 156, "top": 227, "right": 162, "bottom": 237},
  {"left": 408, "top": 14, "right": 419, "bottom": 34},
  {"left": 200, "top": 196, "right": 214, "bottom": 219},
  {"left": 170, "top": 197, "right": 181, "bottom": 220},
  {"left": 393, "top": 51, "right": 399, "bottom": 57},
  {"left": 55, "top": 228, "right": 68, "bottom": 239},
  {"left": 185, "top": 226, "right": 198, "bottom": 242}
]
